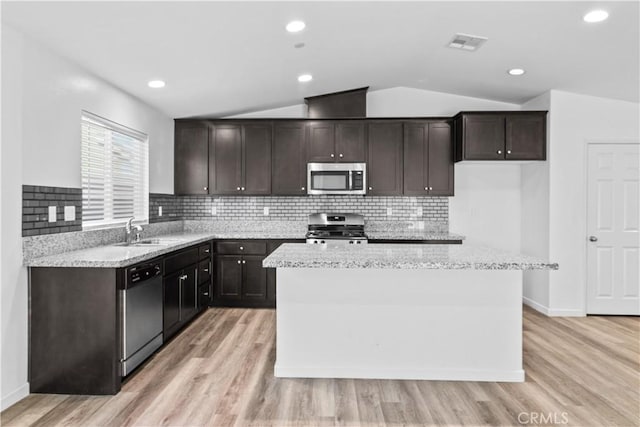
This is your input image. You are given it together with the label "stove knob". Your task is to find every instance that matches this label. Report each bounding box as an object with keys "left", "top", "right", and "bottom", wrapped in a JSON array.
[
  {"left": 320, "top": 240, "right": 325, "bottom": 244},
  {"left": 356, "top": 241, "right": 361, "bottom": 244},
  {"left": 349, "top": 241, "right": 354, "bottom": 244},
  {"left": 313, "top": 241, "right": 318, "bottom": 244}
]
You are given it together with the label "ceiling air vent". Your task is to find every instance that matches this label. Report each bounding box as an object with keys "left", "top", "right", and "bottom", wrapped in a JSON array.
[{"left": 448, "top": 33, "right": 488, "bottom": 51}]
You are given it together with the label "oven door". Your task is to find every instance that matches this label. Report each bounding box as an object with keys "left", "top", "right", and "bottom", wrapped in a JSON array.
[{"left": 307, "top": 163, "right": 366, "bottom": 195}]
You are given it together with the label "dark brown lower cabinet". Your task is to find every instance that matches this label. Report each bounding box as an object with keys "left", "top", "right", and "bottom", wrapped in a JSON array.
[
  {"left": 163, "top": 264, "right": 198, "bottom": 340},
  {"left": 215, "top": 255, "right": 243, "bottom": 300}
]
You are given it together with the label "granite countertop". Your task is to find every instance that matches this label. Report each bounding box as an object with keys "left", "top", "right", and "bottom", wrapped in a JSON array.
[
  {"left": 263, "top": 243, "right": 558, "bottom": 270},
  {"left": 24, "top": 230, "right": 305, "bottom": 268},
  {"left": 366, "top": 230, "right": 464, "bottom": 240}
]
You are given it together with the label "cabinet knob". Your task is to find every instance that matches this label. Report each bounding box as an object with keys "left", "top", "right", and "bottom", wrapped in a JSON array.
[
  {"left": 204, "top": 186, "right": 208, "bottom": 191},
  {"left": 239, "top": 246, "right": 244, "bottom": 250},
  {"left": 430, "top": 187, "right": 433, "bottom": 191},
  {"left": 203, "top": 268, "right": 209, "bottom": 273},
  {"left": 237, "top": 187, "right": 241, "bottom": 191},
  {"left": 330, "top": 154, "right": 335, "bottom": 158},
  {"left": 368, "top": 186, "right": 372, "bottom": 190},
  {"left": 497, "top": 150, "right": 503, "bottom": 154},
  {"left": 204, "top": 249, "right": 210, "bottom": 253},
  {"left": 241, "top": 187, "right": 245, "bottom": 191},
  {"left": 424, "top": 187, "right": 428, "bottom": 191},
  {"left": 242, "top": 260, "right": 246, "bottom": 264},
  {"left": 301, "top": 187, "right": 305, "bottom": 191},
  {"left": 507, "top": 150, "right": 512, "bottom": 154},
  {"left": 339, "top": 153, "right": 343, "bottom": 158},
  {"left": 589, "top": 236, "right": 598, "bottom": 242},
  {"left": 237, "top": 260, "right": 241, "bottom": 264},
  {"left": 203, "top": 292, "right": 209, "bottom": 296}
]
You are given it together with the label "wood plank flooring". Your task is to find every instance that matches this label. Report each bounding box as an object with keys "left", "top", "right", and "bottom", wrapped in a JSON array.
[{"left": 2, "top": 306, "right": 639, "bottom": 426}]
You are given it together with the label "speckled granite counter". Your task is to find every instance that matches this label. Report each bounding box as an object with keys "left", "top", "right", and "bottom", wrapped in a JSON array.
[
  {"left": 263, "top": 243, "right": 557, "bottom": 270},
  {"left": 24, "top": 230, "right": 304, "bottom": 268},
  {"left": 367, "top": 230, "right": 464, "bottom": 241}
]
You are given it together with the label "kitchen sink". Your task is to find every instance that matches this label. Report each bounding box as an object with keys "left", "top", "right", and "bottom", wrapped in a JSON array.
[{"left": 114, "top": 238, "right": 183, "bottom": 247}]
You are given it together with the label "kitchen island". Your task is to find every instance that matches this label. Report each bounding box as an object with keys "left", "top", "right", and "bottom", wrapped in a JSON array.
[{"left": 263, "top": 243, "right": 558, "bottom": 382}]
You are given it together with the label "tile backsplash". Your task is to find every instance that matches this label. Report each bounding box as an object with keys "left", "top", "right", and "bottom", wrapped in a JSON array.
[{"left": 22, "top": 186, "right": 82, "bottom": 236}]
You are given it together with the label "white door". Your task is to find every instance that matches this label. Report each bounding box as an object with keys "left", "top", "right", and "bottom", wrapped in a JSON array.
[{"left": 587, "top": 143, "right": 639, "bottom": 315}]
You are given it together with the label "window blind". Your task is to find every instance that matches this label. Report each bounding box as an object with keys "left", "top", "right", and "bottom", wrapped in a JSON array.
[{"left": 81, "top": 112, "right": 149, "bottom": 229}]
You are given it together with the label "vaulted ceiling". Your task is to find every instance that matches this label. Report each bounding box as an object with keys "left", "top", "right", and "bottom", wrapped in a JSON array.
[{"left": 3, "top": 1, "right": 638, "bottom": 118}]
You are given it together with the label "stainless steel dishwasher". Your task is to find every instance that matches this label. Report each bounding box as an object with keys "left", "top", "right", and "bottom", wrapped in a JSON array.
[{"left": 120, "top": 260, "right": 163, "bottom": 376}]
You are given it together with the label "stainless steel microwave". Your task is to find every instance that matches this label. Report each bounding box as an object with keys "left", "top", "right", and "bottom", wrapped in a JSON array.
[{"left": 307, "top": 163, "right": 366, "bottom": 195}]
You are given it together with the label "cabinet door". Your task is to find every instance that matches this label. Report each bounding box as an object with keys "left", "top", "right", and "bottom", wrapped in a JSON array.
[
  {"left": 367, "top": 122, "right": 403, "bottom": 195},
  {"left": 336, "top": 122, "right": 366, "bottom": 162},
  {"left": 180, "top": 266, "right": 198, "bottom": 323},
  {"left": 242, "top": 255, "right": 268, "bottom": 300},
  {"left": 506, "top": 114, "right": 546, "bottom": 160},
  {"left": 307, "top": 122, "right": 335, "bottom": 162},
  {"left": 243, "top": 123, "right": 272, "bottom": 195},
  {"left": 174, "top": 124, "right": 209, "bottom": 195},
  {"left": 427, "top": 123, "right": 454, "bottom": 196},
  {"left": 403, "top": 123, "right": 429, "bottom": 196},
  {"left": 272, "top": 122, "right": 307, "bottom": 195},
  {"left": 463, "top": 115, "right": 505, "bottom": 160},
  {"left": 215, "top": 256, "right": 242, "bottom": 300},
  {"left": 210, "top": 125, "right": 242, "bottom": 194},
  {"left": 163, "top": 272, "right": 181, "bottom": 334}
]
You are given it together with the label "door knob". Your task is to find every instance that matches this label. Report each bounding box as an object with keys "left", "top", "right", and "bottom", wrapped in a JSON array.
[{"left": 589, "top": 236, "right": 598, "bottom": 242}]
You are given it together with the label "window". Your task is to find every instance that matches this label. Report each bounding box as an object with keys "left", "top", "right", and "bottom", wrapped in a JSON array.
[{"left": 81, "top": 111, "right": 148, "bottom": 229}]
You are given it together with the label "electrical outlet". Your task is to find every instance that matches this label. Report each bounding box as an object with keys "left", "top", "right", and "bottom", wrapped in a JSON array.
[
  {"left": 418, "top": 221, "right": 425, "bottom": 230},
  {"left": 211, "top": 206, "right": 217, "bottom": 216},
  {"left": 263, "top": 207, "right": 270, "bottom": 216},
  {"left": 48, "top": 206, "right": 57, "bottom": 223},
  {"left": 386, "top": 207, "right": 393, "bottom": 216},
  {"left": 416, "top": 207, "right": 423, "bottom": 217},
  {"left": 158, "top": 206, "right": 163, "bottom": 216},
  {"left": 64, "top": 206, "right": 76, "bottom": 221}
]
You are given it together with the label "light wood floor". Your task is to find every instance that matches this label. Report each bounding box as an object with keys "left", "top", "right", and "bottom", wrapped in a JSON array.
[{"left": 2, "top": 306, "right": 639, "bottom": 427}]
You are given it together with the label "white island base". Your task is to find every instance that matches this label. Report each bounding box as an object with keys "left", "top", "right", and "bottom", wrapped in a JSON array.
[{"left": 275, "top": 268, "right": 524, "bottom": 382}]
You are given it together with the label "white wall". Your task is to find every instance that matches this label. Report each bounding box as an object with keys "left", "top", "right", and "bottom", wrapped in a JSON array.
[
  {"left": 547, "top": 90, "right": 639, "bottom": 315},
  {"left": 228, "top": 86, "right": 523, "bottom": 251},
  {"left": 0, "top": 25, "right": 174, "bottom": 410},
  {"left": 520, "top": 92, "right": 551, "bottom": 312}
]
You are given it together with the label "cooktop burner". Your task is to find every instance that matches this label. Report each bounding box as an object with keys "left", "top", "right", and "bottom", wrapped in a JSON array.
[{"left": 305, "top": 213, "right": 368, "bottom": 245}]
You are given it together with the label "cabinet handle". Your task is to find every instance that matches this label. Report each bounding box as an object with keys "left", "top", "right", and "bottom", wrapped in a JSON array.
[
  {"left": 330, "top": 154, "right": 335, "bottom": 158},
  {"left": 339, "top": 153, "right": 343, "bottom": 158},
  {"left": 301, "top": 187, "right": 305, "bottom": 191},
  {"left": 203, "top": 268, "right": 209, "bottom": 273},
  {"left": 204, "top": 249, "right": 210, "bottom": 253},
  {"left": 237, "top": 260, "right": 241, "bottom": 264},
  {"left": 203, "top": 292, "right": 209, "bottom": 296},
  {"left": 507, "top": 150, "right": 512, "bottom": 154},
  {"left": 241, "top": 187, "right": 245, "bottom": 191},
  {"left": 497, "top": 150, "right": 502, "bottom": 154},
  {"left": 237, "top": 187, "right": 241, "bottom": 191},
  {"left": 179, "top": 274, "right": 187, "bottom": 281},
  {"left": 242, "top": 260, "right": 246, "bottom": 264}
]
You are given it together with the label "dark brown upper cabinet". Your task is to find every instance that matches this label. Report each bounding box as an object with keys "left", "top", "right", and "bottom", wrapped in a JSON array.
[
  {"left": 307, "top": 121, "right": 366, "bottom": 162},
  {"left": 454, "top": 111, "right": 546, "bottom": 161},
  {"left": 367, "top": 121, "right": 403, "bottom": 196},
  {"left": 403, "top": 121, "right": 454, "bottom": 196},
  {"left": 272, "top": 121, "right": 307, "bottom": 195},
  {"left": 209, "top": 122, "right": 272, "bottom": 195},
  {"left": 174, "top": 122, "right": 209, "bottom": 195}
]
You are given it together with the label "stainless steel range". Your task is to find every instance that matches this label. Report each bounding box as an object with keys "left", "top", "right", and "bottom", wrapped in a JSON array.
[{"left": 306, "top": 213, "right": 368, "bottom": 245}]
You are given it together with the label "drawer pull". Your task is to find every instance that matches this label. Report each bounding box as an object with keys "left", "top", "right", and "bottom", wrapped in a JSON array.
[
  {"left": 203, "top": 268, "right": 209, "bottom": 273},
  {"left": 203, "top": 292, "right": 209, "bottom": 296},
  {"left": 204, "top": 248, "right": 210, "bottom": 253}
]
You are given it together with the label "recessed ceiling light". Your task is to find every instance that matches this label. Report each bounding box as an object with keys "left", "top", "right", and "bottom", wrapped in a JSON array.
[
  {"left": 508, "top": 68, "right": 526, "bottom": 76},
  {"left": 286, "top": 20, "right": 306, "bottom": 33},
  {"left": 583, "top": 10, "right": 609, "bottom": 23},
  {"left": 148, "top": 80, "right": 166, "bottom": 88},
  {"left": 298, "top": 74, "right": 312, "bottom": 83}
]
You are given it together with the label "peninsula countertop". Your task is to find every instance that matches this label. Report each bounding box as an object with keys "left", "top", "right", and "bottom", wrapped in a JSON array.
[{"left": 262, "top": 243, "right": 558, "bottom": 270}]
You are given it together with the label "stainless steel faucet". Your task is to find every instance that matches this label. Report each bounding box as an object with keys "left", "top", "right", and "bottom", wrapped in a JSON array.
[{"left": 125, "top": 217, "right": 143, "bottom": 244}]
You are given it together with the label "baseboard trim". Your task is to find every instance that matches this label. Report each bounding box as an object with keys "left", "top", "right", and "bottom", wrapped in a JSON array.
[
  {"left": 523, "top": 297, "right": 586, "bottom": 317},
  {"left": 275, "top": 364, "right": 525, "bottom": 383},
  {"left": 1, "top": 382, "right": 29, "bottom": 411}
]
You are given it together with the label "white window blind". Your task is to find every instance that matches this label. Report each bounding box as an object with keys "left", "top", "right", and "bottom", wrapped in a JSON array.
[{"left": 81, "top": 112, "right": 149, "bottom": 230}]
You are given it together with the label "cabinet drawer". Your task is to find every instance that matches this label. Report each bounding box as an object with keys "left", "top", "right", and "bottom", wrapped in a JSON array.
[
  {"left": 198, "top": 243, "right": 212, "bottom": 260},
  {"left": 215, "top": 241, "right": 267, "bottom": 255},
  {"left": 198, "top": 283, "right": 211, "bottom": 309},
  {"left": 164, "top": 248, "right": 198, "bottom": 275},
  {"left": 198, "top": 259, "right": 211, "bottom": 285}
]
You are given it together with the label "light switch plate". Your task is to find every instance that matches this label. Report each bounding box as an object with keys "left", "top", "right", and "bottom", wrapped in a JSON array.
[
  {"left": 386, "top": 207, "right": 393, "bottom": 216},
  {"left": 263, "top": 207, "right": 270, "bottom": 216},
  {"left": 64, "top": 205, "right": 76, "bottom": 221},
  {"left": 158, "top": 206, "right": 163, "bottom": 216},
  {"left": 48, "top": 206, "right": 57, "bottom": 223}
]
